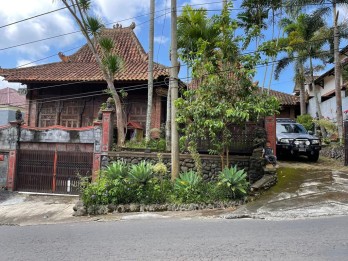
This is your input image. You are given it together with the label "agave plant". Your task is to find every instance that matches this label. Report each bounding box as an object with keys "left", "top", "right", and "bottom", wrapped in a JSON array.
[
  {"left": 128, "top": 161, "right": 154, "bottom": 185},
  {"left": 174, "top": 171, "right": 203, "bottom": 203},
  {"left": 174, "top": 171, "right": 202, "bottom": 190},
  {"left": 218, "top": 165, "right": 249, "bottom": 198},
  {"left": 103, "top": 160, "right": 129, "bottom": 180}
]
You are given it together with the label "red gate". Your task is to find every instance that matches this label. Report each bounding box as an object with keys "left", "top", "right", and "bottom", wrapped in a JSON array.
[{"left": 16, "top": 149, "right": 93, "bottom": 194}]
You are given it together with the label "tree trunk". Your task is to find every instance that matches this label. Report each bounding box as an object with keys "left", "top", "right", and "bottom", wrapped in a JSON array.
[
  {"left": 106, "top": 79, "right": 125, "bottom": 146},
  {"left": 61, "top": 1, "right": 125, "bottom": 146},
  {"left": 333, "top": 1, "right": 343, "bottom": 140},
  {"left": 170, "top": 0, "right": 179, "bottom": 180},
  {"left": 299, "top": 64, "right": 306, "bottom": 115},
  {"left": 309, "top": 55, "right": 326, "bottom": 137},
  {"left": 145, "top": 0, "right": 155, "bottom": 143}
]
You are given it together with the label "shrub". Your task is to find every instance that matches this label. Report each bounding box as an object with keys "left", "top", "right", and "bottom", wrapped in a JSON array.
[
  {"left": 81, "top": 175, "right": 110, "bottom": 208},
  {"left": 128, "top": 161, "right": 154, "bottom": 185},
  {"left": 313, "top": 118, "right": 337, "bottom": 138},
  {"left": 173, "top": 171, "right": 203, "bottom": 203},
  {"left": 218, "top": 165, "right": 249, "bottom": 199},
  {"left": 296, "top": 114, "right": 314, "bottom": 131},
  {"left": 103, "top": 160, "right": 128, "bottom": 180},
  {"left": 133, "top": 178, "right": 173, "bottom": 204},
  {"left": 153, "top": 153, "right": 168, "bottom": 177}
]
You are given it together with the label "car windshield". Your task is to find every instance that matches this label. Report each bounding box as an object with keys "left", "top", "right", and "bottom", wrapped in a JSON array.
[{"left": 277, "top": 123, "right": 307, "bottom": 134}]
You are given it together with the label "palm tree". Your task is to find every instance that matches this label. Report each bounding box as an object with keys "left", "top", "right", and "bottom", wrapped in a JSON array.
[
  {"left": 291, "top": 0, "right": 348, "bottom": 140},
  {"left": 60, "top": 0, "right": 125, "bottom": 146},
  {"left": 275, "top": 13, "right": 330, "bottom": 125},
  {"left": 177, "top": 5, "right": 219, "bottom": 68}
]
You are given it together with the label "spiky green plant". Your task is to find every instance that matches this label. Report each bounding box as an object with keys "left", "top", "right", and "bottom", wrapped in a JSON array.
[
  {"left": 175, "top": 171, "right": 202, "bottom": 190},
  {"left": 103, "top": 160, "right": 129, "bottom": 180},
  {"left": 218, "top": 165, "right": 249, "bottom": 198},
  {"left": 128, "top": 161, "right": 154, "bottom": 185}
]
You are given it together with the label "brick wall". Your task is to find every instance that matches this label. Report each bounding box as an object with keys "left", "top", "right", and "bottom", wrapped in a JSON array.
[{"left": 265, "top": 115, "right": 276, "bottom": 154}]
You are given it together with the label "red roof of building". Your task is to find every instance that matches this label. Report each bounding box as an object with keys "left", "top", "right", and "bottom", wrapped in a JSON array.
[
  {"left": 0, "top": 24, "right": 169, "bottom": 83},
  {"left": 127, "top": 121, "right": 143, "bottom": 129},
  {"left": 0, "top": 87, "right": 26, "bottom": 108},
  {"left": 187, "top": 80, "right": 299, "bottom": 106}
]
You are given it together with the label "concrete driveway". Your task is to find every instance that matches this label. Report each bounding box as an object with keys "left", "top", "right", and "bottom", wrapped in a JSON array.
[
  {"left": 0, "top": 192, "right": 92, "bottom": 226},
  {"left": 225, "top": 157, "right": 348, "bottom": 220}
]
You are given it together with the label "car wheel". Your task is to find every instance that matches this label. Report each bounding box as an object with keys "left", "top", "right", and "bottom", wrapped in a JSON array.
[{"left": 308, "top": 152, "right": 319, "bottom": 162}]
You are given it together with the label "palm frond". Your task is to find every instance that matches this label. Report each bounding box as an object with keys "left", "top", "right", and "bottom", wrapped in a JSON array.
[
  {"left": 275, "top": 56, "right": 293, "bottom": 80},
  {"left": 85, "top": 16, "right": 104, "bottom": 36},
  {"left": 99, "top": 37, "right": 114, "bottom": 53}
]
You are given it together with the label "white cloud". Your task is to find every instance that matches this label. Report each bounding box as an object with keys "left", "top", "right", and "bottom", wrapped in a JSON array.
[
  {"left": 0, "top": 77, "right": 23, "bottom": 90},
  {"left": 16, "top": 60, "right": 37, "bottom": 68},
  {"left": 93, "top": 0, "right": 150, "bottom": 28},
  {"left": 0, "top": 0, "right": 80, "bottom": 60},
  {"left": 154, "top": 36, "right": 169, "bottom": 44}
]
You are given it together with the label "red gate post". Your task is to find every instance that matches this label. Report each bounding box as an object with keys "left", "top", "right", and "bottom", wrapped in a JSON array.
[
  {"left": 6, "top": 150, "right": 17, "bottom": 191},
  {"left": 92, "top": 109, "right": 114, "bottom": 181},
  {"left": 265, "top": 115, "right": 277, "bottom": 155}
]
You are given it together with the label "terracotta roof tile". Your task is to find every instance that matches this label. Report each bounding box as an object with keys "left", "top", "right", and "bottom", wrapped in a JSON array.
[
  {"left": 0, "top": 25, "right": 169, "bottom": 83},
  {"left": 267, "top": 88, "right": 299, "bottom": 106},
  {"left": 187, "top": 80, "right": 298, "bottom": 106}
]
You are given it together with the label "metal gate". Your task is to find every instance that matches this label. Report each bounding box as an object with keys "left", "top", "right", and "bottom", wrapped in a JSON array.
[{"left": 16, "top": 149, "right": 93, "bottom": 194}]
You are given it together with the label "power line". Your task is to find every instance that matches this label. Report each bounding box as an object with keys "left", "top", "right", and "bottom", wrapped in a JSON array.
[
  {"left": 1, "top": 44, "right": 342, "bottom": 109},
  {"left": 0, "top": 5, "right": 73, "bottom": 29},
  {"left": 0, "top": 1, "right": 230, "bottom": 52},
  {"left": 0, "top": 81, "right": 166, "bottom": 108},
  {"left": 2, "top": 43, "right": 341, "bottom": 97}
]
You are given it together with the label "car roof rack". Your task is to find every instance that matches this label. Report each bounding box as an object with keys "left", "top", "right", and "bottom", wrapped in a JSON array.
[{"left": 276, "top": 118, "right": 296, "bottom": 123}]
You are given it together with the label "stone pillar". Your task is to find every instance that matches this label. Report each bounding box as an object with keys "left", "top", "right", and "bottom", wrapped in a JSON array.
[
  {"left": 6, "top": 121, "right": 20, "bottom": 191},
  {"left": 265, "top": 115, "right": 277, "bottom": 154},
  {"left": 92, "top": 121, "right": 102, "bottom": 181}
]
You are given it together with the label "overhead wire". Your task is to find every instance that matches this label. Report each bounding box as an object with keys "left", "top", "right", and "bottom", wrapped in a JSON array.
[
  {"left": 1, "top": 44, "right": 344, "bottom": 109},
  {"left": 0, "top": 0, "right": 334, "bottom": 52},
  {"left": 2, "top": 43, "right": 342, "bottom": 98}
]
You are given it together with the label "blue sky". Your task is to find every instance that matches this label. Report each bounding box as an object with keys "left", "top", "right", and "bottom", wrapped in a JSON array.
[{"left": 0, "top": 0, "right": 344, "bottom": 94}]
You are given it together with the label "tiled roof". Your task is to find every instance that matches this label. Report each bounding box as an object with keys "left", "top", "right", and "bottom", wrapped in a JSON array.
[
  {"left": 187, "top": 80, "right": 299, "bottom": 106},
  {"left": 0, "top": 25, "right": 169, "bottom": 83},
  {"left": 0, "top": 87, "right": 26, "bottom": 107},
  {"left": 267, "top": 88, "right": 299, "bottom": 106}
]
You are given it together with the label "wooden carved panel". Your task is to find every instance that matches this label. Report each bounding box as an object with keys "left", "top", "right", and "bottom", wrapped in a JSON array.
[
  {"left": 60, "top": 101, "right": 80, "bottom": 128},
  {"left": 39, "top": 102, "right": 55, "bottom": 127}
]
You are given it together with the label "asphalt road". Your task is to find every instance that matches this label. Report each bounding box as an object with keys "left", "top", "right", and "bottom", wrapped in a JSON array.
[{"left": 1, "top": 216, "right": 348, "bottom": 261}]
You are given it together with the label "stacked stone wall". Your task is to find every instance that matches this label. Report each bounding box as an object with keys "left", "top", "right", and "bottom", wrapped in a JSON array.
[{"left": 104, "top": 150, "right": 265, "bottom": 183}]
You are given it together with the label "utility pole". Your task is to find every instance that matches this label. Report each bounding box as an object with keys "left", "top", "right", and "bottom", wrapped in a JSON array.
[
  {"left": 170, "top": 0, "right": 179, "bottom": 180},
  {"left": 145, "top": 0, "right": 155, "bottom": 142}
]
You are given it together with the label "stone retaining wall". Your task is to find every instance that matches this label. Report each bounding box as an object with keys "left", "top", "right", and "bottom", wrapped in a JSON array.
[
  {"left": 320, "top": 144, "right": 344, "bottom": 164},
  {"left": 104, "top": 148, "right": 265, "bottom": 183}
]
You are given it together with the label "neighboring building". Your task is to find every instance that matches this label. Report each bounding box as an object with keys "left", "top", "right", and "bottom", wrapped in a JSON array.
[
  {"left": 0, "top": 23, "right": 169, "bottom": 134},
  {"left": 294, "top": 46, "right": 348, "bottom": 120},
  {"left": 188, "top": 81, "right": 300, "bottom": 119},
  {"left": 0, "top": 87, "right": 26, "bottom": 125},
  {"left": 267, "top": 89, "right": 300, "bottom": 119}
]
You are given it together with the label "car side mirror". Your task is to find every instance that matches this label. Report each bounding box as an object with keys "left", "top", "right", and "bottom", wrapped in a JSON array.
[{"left": 308, "top": 131, "right": 313, "bottom": 135}]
